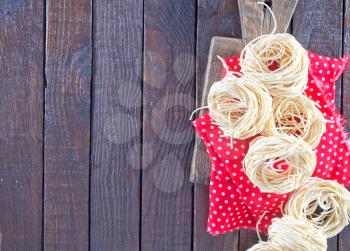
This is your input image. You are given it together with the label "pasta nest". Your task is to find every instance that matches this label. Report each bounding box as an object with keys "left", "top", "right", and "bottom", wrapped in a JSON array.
[
  {"left": 262, "top": 95, "right": 327, "bottom": 148},
  {"left": 269, "top": 215, "right": 327, "bottom": 251},
  {"left": 246, "top": 241, "right": 280, "bottom": 251},
  {"left": 240, "top": 33, "right": 309, "bottom": 97},
  {"left": 285, "top": 177, "right": 350, "bottom": 238},
  {"left": 248, "top": 216, "right": 327, "bottom": 251},
  {"left": 243, "top": 135, "right": 316, "bottom": 194},
  {"left": 207, "top": 73, "right": 272, "bottom": 140}
]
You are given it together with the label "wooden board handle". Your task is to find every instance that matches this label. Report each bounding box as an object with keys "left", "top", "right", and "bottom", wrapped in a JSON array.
[
  {"left": 238, "top": 0, "right": 298, "bottom": 44},
  {"left": 190, "top": 37, "right": 244, "bottom": 183}
]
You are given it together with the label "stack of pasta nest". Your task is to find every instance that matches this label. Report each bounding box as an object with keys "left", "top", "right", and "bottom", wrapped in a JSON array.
[{"left": 207, "top": 32, "right": 350, "bottom": 251}]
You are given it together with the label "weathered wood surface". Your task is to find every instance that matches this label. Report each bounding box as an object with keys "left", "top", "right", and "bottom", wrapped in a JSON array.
[
  {"left": 90, "top": 0, "right": 143, "bottom": 250},
  {"left": 0, "top": 1, "right": 43, "bottom": 250},
  {"left": 0, "top": 0, "right": 349, "bottom": 250},
  {"left": 142, "top": 0, "right": 195, "bottom": 250},
  {"left": 44, "top": 0, "right": 92, "bottom": 250},
  {"left": 238, "top": 0, "right": 298, "bottom": 44}
]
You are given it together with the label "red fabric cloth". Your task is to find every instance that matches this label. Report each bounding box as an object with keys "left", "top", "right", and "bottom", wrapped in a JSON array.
[{"left": 193, "top": 51, "right": 350, "bottom": 235}]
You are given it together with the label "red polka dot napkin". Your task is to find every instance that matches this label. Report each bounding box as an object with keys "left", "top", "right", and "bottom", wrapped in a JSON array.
[{"left": 192, "top": 51, "right": 350, "bottom": 235}]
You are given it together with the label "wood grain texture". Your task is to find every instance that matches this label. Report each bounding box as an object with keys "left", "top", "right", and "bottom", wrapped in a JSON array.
[
  {"left": 238, "top": 0, "right": 298, "bottom": 44},
  {"left": 293, "top": 1, "right": 343, "bottom": 250},
  {"left": 293, "top": 0, "right": 343, "bottom": 108},
  {"left": 44, "top": 0, "right": 92, "bottom": 250},
  {"left": 194, "top": 1, "right": 241, "bottom": 251},
  {"left": 261, "top": 0, "right": 298, "bottom": 38},
  {"left": 191, "top": 0, "right": 242, "bottom": 185},
  {"left": 90, "top": 0, "right": 143, "bottom": 250},
  {"left": 142, "top": 0, "right": 196, "bottom": 250},
  {"left": 238, "top": 230, "right": 260, "bottom": 251},
  {"left": 340, "top": 0, "right": 350, "bottom": 249},
  {"left": 0, "top": 1, "right": 43, "bottom": 250}
]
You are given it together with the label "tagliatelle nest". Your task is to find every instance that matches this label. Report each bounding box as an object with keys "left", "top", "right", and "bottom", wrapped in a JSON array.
[
  {"left": 247, "top": 241, "right": 281, "bottom": 251},
  {"left": 268, "top": 215, "right": 327, "bottom": 251},
  {"left": 262, "top": 95, "right": 327, "bottom": 148},
  {"left": 240, "top": 33, "right": 309, "bottom": 97},
  {"left": 285, "top": 177, "right": 350, "bottom": 238},
  {"left": 243, "top": 135, "right": 316, "bottom": 194},
  {"left": 207, "top": 73, "right": 272, "bottom": 140},
  {"left": 248, "top": 216, "right": 327, "bottom": 251}
]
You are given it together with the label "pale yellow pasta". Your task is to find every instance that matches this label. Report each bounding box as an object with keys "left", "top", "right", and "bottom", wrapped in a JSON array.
[
  {"left": 268, "top": 216, "right": 327, "bottom": 251},
  {"left": 263, "top": 95, "right": 327, "bottom": 148},
  {"left": 285, "top": 177, "right": 350, "bottom": 238},
  {"left": 243, "top": 135, "right": 316, "bottom": 194},
  {"left": 207, "top": 73, "right": 272, "bottom": 140},
  {"left": 240, "top": 33, "right": 309, "bottom": 97},
  {"left": 247, "top": 241, "right": 279, "bottom": 251},
  {"left": 248, "top": 216, "right": 327, "bottom": 251}
]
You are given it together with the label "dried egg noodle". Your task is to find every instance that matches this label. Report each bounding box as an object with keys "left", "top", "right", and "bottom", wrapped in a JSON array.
[
  {"left": 207, "top": 73, "right": 272, "bottom": 140},
  {"left": 268, "top": 216, "right": 327, "bottom": 251},
  {"left": 243, "top": 135, "right": 316, "bottom": 194},
  {"left": 248, "top": 216, "right": 327, "bottom": 251},
  {"left": 285, "top": 177, "right": 350, "bottom": 238},
  {"left": 263, "top": 95, "right": 327, "bottom": 149},
  {"left": 240, "top": 33, "right": 309, "bottom": 97}
]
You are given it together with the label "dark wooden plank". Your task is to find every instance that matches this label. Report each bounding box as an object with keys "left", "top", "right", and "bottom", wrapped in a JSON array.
[
  {"left": 142, "top": 0, "right": 196, "bottom": 250},
  {"left": 44, "top": 1, "right": 92, "bottom": 250},
  {"left": 328, "top": 236, "right": 339, "bottom": 251},
  {"left": 238, "top": 230, "right": 260, "bottom": 251},
  {"left": 293, "top": 1, "right": 343, "bottom": 250},
  {"left": 194, "top": 1, "right": 241, "bottom": 251},
  {"left": 90, "top": 0, "right": 143, "bottom": 250},
  {"left": 238, "top": 0, "right": 298, "bottom": 44},
  {"left": 339, "top": 0, "right": 350, "bottom": 249},
  {"left": 260, "top": 0, "right": 298, "bottom": 38},
  {"left": 0, "top": 1, "right": 43, "bottom": 250},
  {"left": 293, "top": 0, "right": 344, "bottom": 109}
]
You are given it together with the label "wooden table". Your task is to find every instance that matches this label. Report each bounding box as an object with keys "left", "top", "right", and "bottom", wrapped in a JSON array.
[{"left": 0, "top": 0, "right": 349, "bottom": 250}]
